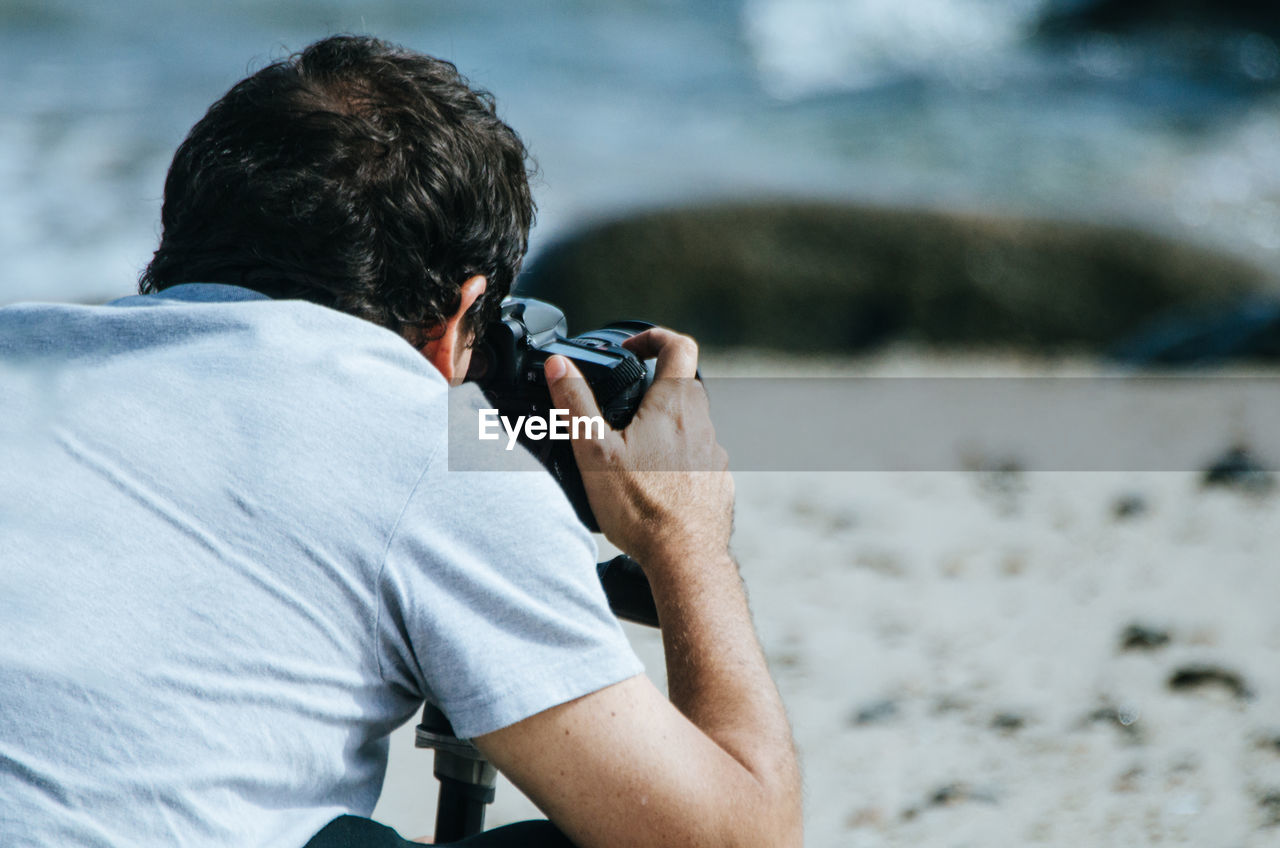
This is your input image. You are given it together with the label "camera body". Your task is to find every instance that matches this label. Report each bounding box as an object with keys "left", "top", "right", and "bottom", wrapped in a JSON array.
[{"left": 467, "top": 297, "right": 654, "bottom": 530}]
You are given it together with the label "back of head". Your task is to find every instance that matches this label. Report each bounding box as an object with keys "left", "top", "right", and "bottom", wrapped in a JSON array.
[{"left": 141, "top": 35, "right": 535, "bottom": 340}]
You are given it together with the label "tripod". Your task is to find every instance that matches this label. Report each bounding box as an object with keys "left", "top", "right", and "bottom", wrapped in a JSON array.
[{"left": 414, "top": 555, "right": 659, "bottom": 843}]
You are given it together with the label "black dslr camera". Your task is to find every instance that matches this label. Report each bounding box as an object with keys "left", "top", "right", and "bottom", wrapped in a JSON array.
[{"left": 466, "top": 297, "right": 655, "bottom": 531}]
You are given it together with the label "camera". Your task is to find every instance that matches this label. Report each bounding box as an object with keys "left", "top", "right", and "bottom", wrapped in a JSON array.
[{"left": 466, "top": 296, "right": 655, "bottom": 531}]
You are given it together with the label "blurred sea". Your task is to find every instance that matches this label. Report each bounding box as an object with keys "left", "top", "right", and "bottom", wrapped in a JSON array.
[{"left": 3, "top": 0, "right": 1280, "bottom": 304}]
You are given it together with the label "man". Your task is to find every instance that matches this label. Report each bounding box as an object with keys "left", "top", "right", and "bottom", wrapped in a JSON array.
[{"left": 0, "top": 36, "right": 802, "bottom": 847}]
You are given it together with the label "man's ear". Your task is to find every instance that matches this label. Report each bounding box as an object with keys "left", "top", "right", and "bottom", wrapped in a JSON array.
[{"left": 419, "top": 275, "right": 487, "bottom": 384}]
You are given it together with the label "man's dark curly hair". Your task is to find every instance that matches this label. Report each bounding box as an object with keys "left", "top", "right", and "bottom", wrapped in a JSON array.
[{"left": 140, "top": 35, "right": 535, "bottom": 342}]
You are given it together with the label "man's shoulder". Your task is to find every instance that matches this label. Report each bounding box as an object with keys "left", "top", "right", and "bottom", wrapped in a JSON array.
[
  {"left": 123, "top": 284, "right": 442, "bottom": 383},
  {"left": 2, "top": 283, "right": 456, "bottom": 539},
  {"left": 110, "top": 284, "right": 451, "bottom": 426},
  {"left": 4, "top": 283, "right": 443, "bottom": 391}
]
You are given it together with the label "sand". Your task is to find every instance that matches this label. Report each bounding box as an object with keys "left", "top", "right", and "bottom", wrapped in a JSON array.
[{"left": 371, "top": 351, "right": 1280, "bottom": 846}]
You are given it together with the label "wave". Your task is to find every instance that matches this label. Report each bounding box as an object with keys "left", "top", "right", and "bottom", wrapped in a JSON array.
[{"left": 742, "top": 0, "right": 1052, "bottom": 98}]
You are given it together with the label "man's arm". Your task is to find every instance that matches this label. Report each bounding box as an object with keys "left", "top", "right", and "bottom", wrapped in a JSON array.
[{"left": 472, "top": 329, "right": 803, "bottom": 848}]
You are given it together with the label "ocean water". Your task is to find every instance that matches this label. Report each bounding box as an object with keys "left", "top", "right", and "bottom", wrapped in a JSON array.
[{"left": 3, "top": 0, "right": 1280, "bottom": 304}]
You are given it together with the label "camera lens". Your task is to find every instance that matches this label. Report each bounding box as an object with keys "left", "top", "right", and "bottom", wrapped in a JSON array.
[{"left": 570, "top": 320, "right": 654, "bottom": 350}]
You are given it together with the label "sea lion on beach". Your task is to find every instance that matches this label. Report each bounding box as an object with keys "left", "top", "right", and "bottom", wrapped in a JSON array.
[{"left": 519, "top": 202, "right": 1273, "bottom": 353}]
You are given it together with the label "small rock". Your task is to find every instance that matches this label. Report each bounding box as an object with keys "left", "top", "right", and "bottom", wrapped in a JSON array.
[
  {"left": 966, "top": 459, "right": 1027, "bottom": 516},
  {"left": 851, "top": 699, "right": 899, "bottom": 726},
  {"left": 932, "top": 694, "right": 970, "bottom": 715},
  {"left": 1082, "top": 704, "right": 1144, "bottom": 742},
  {"left": 789, "top": 498, "right": 820, "bottom": 519},
  {"left": 768, "top": 649, "right": 803, "bottom": 671},
  {"left": 1167, "top": 756, "right": 1200, "bottom": 784},
  {"left": 1120, "top": 623, "right": 1171, "bottom": 652},
  {"left": 929, "top": 782, "right": 997, "bottom": 807},
  {"left": 852, "top": 549, "right": 905, "bottom": 577},
  {"left": 976, "top": 461, "right": 1025, "bottom": 491},
  {"left": 1000, "top": 551, "right": 1028, "bottom": 576},
  {"left": 991, "top": 712, "right": 1026, "bottom": 733},
  {"left": 1201, "top": 446, "right": 1275, "bottom": 495},
  {"left": 824, "top": 511, "right": 857, "bottom": 533},
  {"left": 1113, "top": 765, "right": 1144, "bottom": 793},
  {"left": 1112, "top": 493, "right": 1148, "bottom": 520},
  {"left": 844, "top": 806, "right": 886, "bottom": 830},
  {"left": 1259, "top": 791, "right": 1280, "bottom": 828},
  {"left": 901, "top": 782, "right": 998, "bottom": 820},
  {"left": 1167, "top": 664, "right": 1253, "bottom": 700},
  {"left": 792, "top": 499, "right": 858, "bottom": 534}
]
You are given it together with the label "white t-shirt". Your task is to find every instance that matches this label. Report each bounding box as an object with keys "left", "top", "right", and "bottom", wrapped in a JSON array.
[{"left": 0, "top": 284, "right": 643, "bottom": 847}]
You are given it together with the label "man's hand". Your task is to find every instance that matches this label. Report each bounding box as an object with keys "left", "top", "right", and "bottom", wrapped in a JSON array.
[
  {"left": 473, "top": 329, "right": 803, "bottom": 848},
  {"left": 542, "top": 328, "right": 734, "bottom": 570}
]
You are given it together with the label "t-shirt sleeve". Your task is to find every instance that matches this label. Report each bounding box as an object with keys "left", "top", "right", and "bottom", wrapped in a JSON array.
[{"left": 375, "top": 430, "right": 645, "bottom": 740}]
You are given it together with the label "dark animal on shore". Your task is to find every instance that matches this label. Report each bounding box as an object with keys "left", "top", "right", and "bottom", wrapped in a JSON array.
[
  {"left": 518, "top": 202, "right": 1271, "bottom": 354},
  {"left": 1110, "top": 295, "right": 1280, "bottom": 365},
  {"left": 1037, "top": 1, "right": 1280, "bottom": 37}
]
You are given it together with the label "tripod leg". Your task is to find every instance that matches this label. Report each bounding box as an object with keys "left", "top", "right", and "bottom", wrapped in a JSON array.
[{"left": 432, "top": 749, "right": 497, "bottom": 842}]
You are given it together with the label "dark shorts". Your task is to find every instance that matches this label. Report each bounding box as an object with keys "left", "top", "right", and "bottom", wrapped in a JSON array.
[{"left": 304, "top": 815, "right": 575, "bottom": 848}]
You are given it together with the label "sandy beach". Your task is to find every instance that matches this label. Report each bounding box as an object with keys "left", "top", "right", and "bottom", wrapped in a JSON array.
[
  {"left": 3, "top": 3, "right": 1279, "bottom": 844},
  {"left": 373, "top": 349, "right": 1280, "bottom": 846}
]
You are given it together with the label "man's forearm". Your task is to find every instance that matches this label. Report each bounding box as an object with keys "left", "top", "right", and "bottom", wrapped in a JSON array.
[
  {"left": 644, "top": 546, "right": 803, "bottom": 844},
  {"left": 537, "top": 335, "right": 803, "bottom": 846}
]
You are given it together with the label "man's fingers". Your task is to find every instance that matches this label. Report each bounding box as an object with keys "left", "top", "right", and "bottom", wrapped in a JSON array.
[
  {"left": 545, "top": 355, "right": 605, "bottom": 423},
  {"left": 546, "top": 355, "right": 616, "bottom": 473},
  {"left": 621, "top": 328, "right": 699, "bottom": 381}
]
